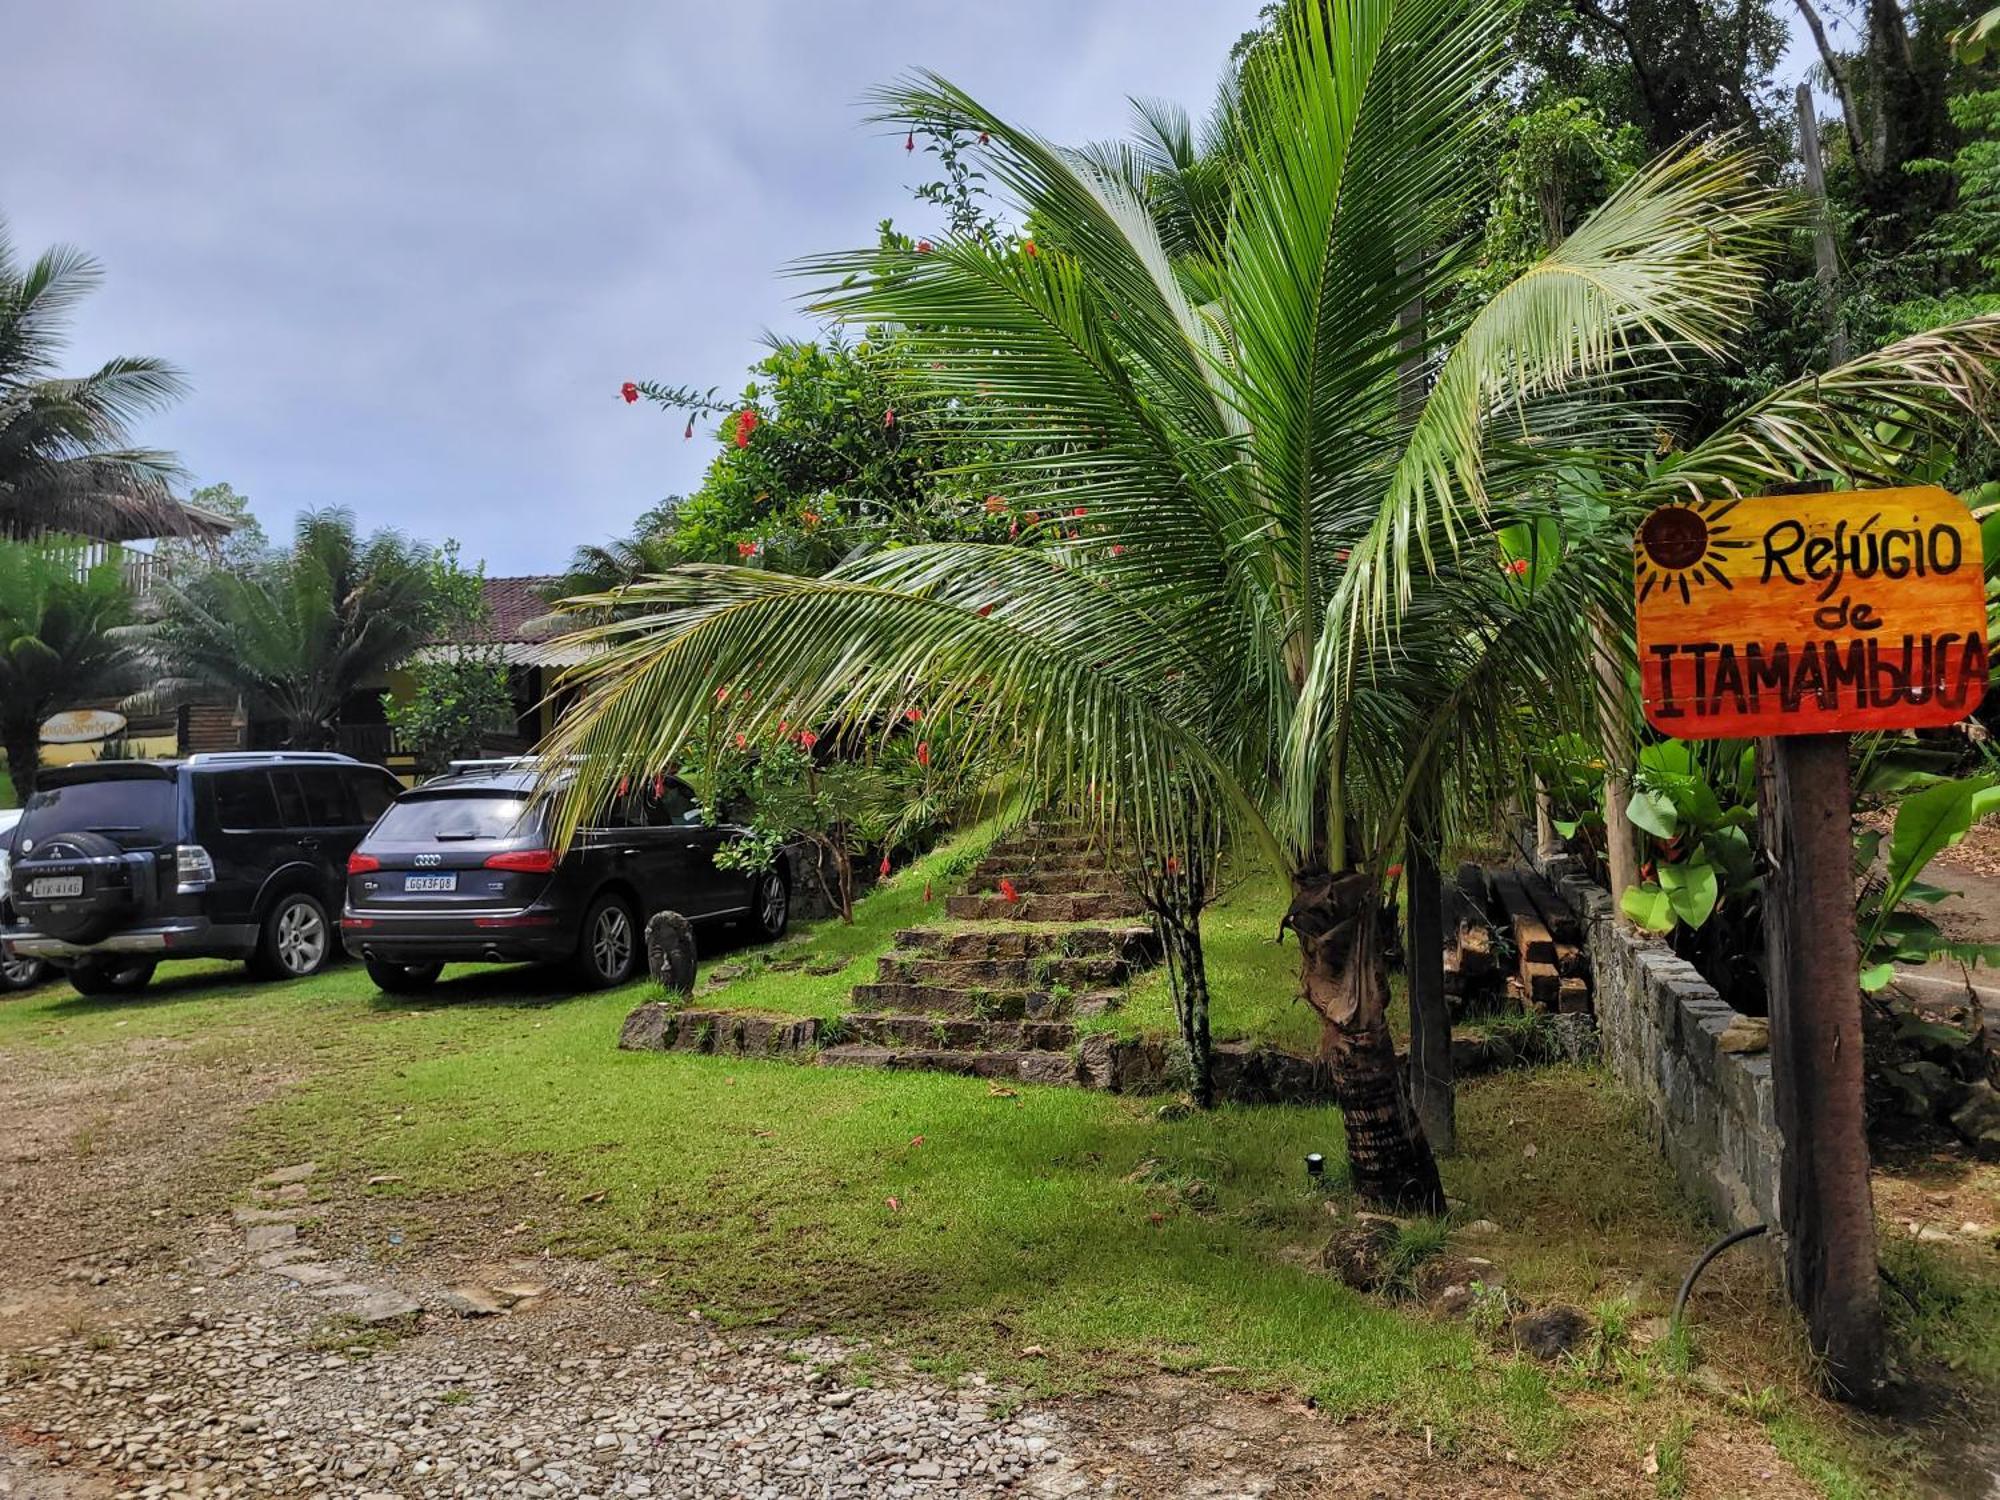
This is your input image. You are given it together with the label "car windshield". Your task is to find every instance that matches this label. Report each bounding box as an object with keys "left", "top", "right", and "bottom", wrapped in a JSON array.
[
  {"left": 17, "top": 778, "right": 177, "bottom": 846},
  {"left": 370, "top": 794, "right": 537, "bottom": 843}
]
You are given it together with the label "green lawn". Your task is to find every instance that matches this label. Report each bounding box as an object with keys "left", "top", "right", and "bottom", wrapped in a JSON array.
[{"left": 0, "top": 829, "right": 1902, "bottom": 1492}]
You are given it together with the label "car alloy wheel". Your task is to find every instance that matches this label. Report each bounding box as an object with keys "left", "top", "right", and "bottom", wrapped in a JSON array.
[
  {"left": 591, "top": 903, "right": 634, "bottom": 981},
  {"left": 758, "top": 871, "right": 789, "bottom": 938},
  {"left": 275, "top": 898, "right": 329, "bottom": 976},
  {"left": 2, "top": 953, "right": 47, "bottom": 990}
]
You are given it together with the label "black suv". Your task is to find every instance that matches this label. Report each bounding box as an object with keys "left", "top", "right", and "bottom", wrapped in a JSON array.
[
  {"left": 2, "top": 753, "right": 403, "bottom": 996},
  {"left": 340, "top": 762, "right": 788, "bottom": 993}
]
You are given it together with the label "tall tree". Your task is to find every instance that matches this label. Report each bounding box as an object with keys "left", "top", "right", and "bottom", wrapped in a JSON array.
[
  {"left": 0, "top": 218, "right": 197, "bottom": 543},
  {"left": 0, "top": 544, "right": 133, "bottom": 799},
  {"left": 538, "top": 0, "right": 2000, "bottom": 1209},
  {"left": 127, "top": 509, "right": 443, "bottom": 750}
]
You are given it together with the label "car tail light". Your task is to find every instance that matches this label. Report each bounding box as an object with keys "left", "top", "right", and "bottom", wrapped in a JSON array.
[
  {"left": 175, "top": 844, "right": 216, "bottom": 893},
  {"left": 348, "top": 852, "right": 381, "bottom": 875},
  {"left": 484, "top": 849, "right": 558, "bottom": 874},
  {"left": 340, "top": 916, "right": 376, "bottom": 929}
]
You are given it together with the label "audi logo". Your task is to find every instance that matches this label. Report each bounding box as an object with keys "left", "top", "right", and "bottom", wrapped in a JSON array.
[{"left": 414, "top": 853, "right": 442, "bottom": 868}]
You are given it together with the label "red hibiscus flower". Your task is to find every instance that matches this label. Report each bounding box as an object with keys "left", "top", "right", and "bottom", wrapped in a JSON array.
[
  {"left": 915, "top": 741, "right": 931, "bottom": 768},
  {"left": 999, "top": 877, "right": 1019, "bottom": 903},
  {"left": 620, "top": 381, "right": 640, "bottom": 404},
  {"left": 1072, "top": 507, "right": 1087, "bottom": 517},
  {"left": 617, "top": 776, "right": 630, "bottom": 796},
  {"left": 1165, "top": 855, "right": 1180, "bottom": 876},
  {"left": 802, "top": 510, "right": 820, "bottom": 527},
  {"left": 798, "top": 729, "right": 817, "bottom": 750},
  {"left": 984, "top": 494, "right": 1006, "bottom": 515},
  {"left": 1022, "top": 239, "right": 1038, "bottom": 257},
  {"left": 1386, "top": 863, "right": 1404, "bottom": 881},
  {"left": 1110, "top": 544, "right": 1125, "bottom": 557},
  {"left": 734, "top": 733, "right": 748, "bottom": 751},
  {"left": 778, "top": 720, "right": 790, "bottom": 735},
  {"left": 734, "top": 409, "right": 759, "bottom": 447},
  {"left": 1336, "top": 549, "right": 1351, "bottom": 563},
  {"left": 736, "top": 540, "right": 757, "bottom": 558},
  {"left": 715, "top": 686, "right": 730, "bottom": 703},
  {"left": 905, "top": 706, "right": 923, "bottom": 723},
  {"left": 1503, "top": 556, "right": 1529, "bottom": 576},
  {"left": 977, "top": 603, "right": 994, "bottom": 617},
  {"left": 917, "top": 240, "right": 933, "bottom": 254}
]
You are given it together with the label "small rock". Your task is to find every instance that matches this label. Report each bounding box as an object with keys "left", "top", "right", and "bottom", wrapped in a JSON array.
[
  {"left": 350, "top": 1291, "right": 423, "bottom": 1325},
  {"left": 242, "top": 1224, "right": 297, "bottom": 1255},
  {"left": 439, "top": 1286, "right": 510, "bottom": 1318},
  {"left": 1460, "top": 1219, "right": 1500, "bottom": 1237},
  {"left": 258, "top": 1162, "right": 318, "bottom": 1187},
  {"left": 1949, "top": 1080, "right": 2000, "bottom": 1159},
  {"left": 818, "top": 1390, "right": 857, "bottom": 1408},
  {"left": 1512, "top": 1304, "right": 1591, "bottom": 1360}
]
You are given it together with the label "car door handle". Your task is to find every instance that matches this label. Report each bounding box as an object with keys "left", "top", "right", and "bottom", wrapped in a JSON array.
[
  {"left": 621, "top": 847, "right": 643, "bottom": 857},
  {"left": 296, "top": 837, "right": 321, "bottom": 851},
  {"left": 685, "top": 842, "right": 704, "bottom": 851}
]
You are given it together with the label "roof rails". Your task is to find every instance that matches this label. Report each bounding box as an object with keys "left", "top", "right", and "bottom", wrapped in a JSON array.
[
  {"left": 443, "top": 757, "right": 538, "bottom": 772},
  {"left": 186, "top": 751, "right": 359, "bottom": 765}
]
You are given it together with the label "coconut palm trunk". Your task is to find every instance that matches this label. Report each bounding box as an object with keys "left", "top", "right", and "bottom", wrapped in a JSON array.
[{"left": 1290, "top": 869, "right": 1444, "bottom": 1210}]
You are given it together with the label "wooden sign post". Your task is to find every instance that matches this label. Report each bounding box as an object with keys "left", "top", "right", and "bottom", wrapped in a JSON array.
[{"left": 1635, "top": 486, "right": 1987, "bottom": 1400}]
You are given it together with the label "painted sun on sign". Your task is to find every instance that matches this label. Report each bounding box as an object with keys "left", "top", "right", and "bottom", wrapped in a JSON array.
[{"left": 1633, "top": 486, "right": 1989, "bottom": 739}]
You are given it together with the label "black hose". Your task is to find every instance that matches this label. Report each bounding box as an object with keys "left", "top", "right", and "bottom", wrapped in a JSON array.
[{"left": 1671, "top": 1223, "right": 1768, "bottom": 1331}]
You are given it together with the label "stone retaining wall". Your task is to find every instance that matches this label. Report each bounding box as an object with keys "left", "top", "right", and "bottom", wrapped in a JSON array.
[{"left": 1536, "top": 853, "right": 1782, "bottom": 1233}]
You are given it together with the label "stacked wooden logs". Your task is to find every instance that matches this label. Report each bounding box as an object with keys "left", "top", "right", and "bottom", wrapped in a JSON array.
[{"left": 1442, "top": 862, "right": 1591, "bottom": 1016}]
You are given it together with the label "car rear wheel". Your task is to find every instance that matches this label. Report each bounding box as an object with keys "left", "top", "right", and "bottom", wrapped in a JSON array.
[
  {"left": 572, "top": 893, "right": 641, "bottom": 989},
  {"left": 68, "top": 959, "right": 157, "bottom": 997},
  {"left": 365, "top": 957, "right": 443, "bottom": 994},
  {"left": 250, "top": 892, "right": 334, "bottom": 980},
  {"left": 1, "top": 952, "right": 49, "bottom": 992},
  {"left": 754, "top": 869, "right": 790, "bottom": 940}
]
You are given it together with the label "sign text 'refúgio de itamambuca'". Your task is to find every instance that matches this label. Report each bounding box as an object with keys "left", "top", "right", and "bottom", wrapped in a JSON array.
[{"left": 1634, "top": 486, "right": 1988, "bottom": 738}]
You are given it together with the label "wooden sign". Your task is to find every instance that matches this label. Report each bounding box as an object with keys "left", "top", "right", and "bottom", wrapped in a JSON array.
[{"left": 1635, "top": 486, "right": 1988, "bottom": 738}]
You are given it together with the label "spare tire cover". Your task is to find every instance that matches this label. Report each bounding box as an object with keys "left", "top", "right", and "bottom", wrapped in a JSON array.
[{"left": 14, "top": 831, "right": 140, "bottom": 945}]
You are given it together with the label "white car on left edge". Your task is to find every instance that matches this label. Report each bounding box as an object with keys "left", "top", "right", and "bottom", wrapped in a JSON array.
[{"left": 0, "top": 808, "right": 52, "bottom": 992}]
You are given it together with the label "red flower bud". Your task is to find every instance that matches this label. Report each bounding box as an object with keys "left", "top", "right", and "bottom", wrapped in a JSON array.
[
  {"left": 684, "top": 414, "right": 695, "bottom": 440},
  {"left": 802, "top": 510, "right": 820, "bottom": 527},
  {"left": 799, "top": 729, "right": 817, "bottom": 750},
  {"left": 916, "top": 240, "right": 933, "bottom": 253},
  {"left": 620, "top": 381, "right": 640, "bottom": 404},
  {"left": 1110, "top": 544, "right": 1124, "bottom": 556},
  {"left": 734, "top": 732, "right": 748, "bottom": 750},
  {"left": 778, "top": 720, "right": 790, "bottom": 735},
  {"left": 905, "top": 707, "right": 923, "bottom": 723},
  {"left": 976, "top": 603, "right": 994, "bottom": 617},
  {"left": 915, "top": 741, "right": 930, "bottom": 768},
  {"left": 1008, "top": 521, "right": 1018, "bottom": 539},
  {"left": 735, "top": 409, "right": 759, "bottom": 447},
  {"left": 884, "top": 407, "right": 896, "bottom": 428},
  {"left": 1022, "top": 239, "right": 1038, "bottom": 258},
  {"left": 880, "top": 853, "right": 891, "bottom": 878},
  {"left": 1166, "top": 855, "right": 1180, "bottom": 875},
  {"left": 1503, "top": 556, "right": 1529, "bottom": 576},
  {"left": 999, "top": 877, "right": 1019, "bottom": 903},
  {"left": 905, "top": 130, "right": 915, "bottom": 152},
  {"left": 617, "top": 776, "right": 630, "bottom": 796},
  {"left": 1386, "top": 863, "right": 1404, "bottom": 881},
  {"left": 1072, "top": 507, "right": 1087, "bottom": 517}
]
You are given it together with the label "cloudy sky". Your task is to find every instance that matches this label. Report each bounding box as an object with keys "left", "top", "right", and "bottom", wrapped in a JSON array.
[{"left": 3, "top": 3, "right": 1265, "bottom": 575}]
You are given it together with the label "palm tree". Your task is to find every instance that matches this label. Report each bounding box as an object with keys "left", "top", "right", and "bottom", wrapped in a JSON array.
[
  {"left": 0, "top": 543, "right": 134, "bottom": 799},
  {"left": 0, "top": 218, "right": 198, "bottom": 542},
  {"left": 127, "top": 509, "right": 440, "bottom": 750},
  {"left": 536, "top": 0, "right": 2000, "bottom": 1209}
]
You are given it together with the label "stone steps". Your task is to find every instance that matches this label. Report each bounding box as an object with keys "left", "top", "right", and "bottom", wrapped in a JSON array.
[
  {"left": 892, "top": 925, "right": 1157, "bottom": 963},
  {"left": 818, "top": 1044, "right": 1082, "bottom": 1087},
  {"left": 836, "top": 1013, "right": 1077, "bottom": 1052},
  {"left": 965, "top": 867, "right": 1128, "bottom": 896},
  {"left": 945, "top": 892, "right": 1146, "bottom": 923},
  {"left": 843, "top": 981, "right": 1120, "bottom": 1019},
  {"left": 874, "top": 954, "right": 1130, "bottom": 988},
  {"left": 970, "top": 853, "right": 1126, "bottom": 881}
]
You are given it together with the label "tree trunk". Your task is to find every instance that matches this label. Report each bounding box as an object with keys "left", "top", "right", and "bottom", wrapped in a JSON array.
[
  {"left": 1289, "top": 869, "right": 1445, "bottom": 1212},
  {"left": 3, "top": 724, "right": 40, "bottom": 803},
  {"left": 834, "top": 846, "right": 855, "bottom": 924},
  {"left": 1405, "top": 836, "right": 1455, "bottom": 1155},
  {"left": 1162, "top": 913, "right": 1214, "bottom": 1109}
]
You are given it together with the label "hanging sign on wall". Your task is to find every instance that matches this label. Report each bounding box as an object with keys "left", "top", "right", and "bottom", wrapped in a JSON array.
[{"left": 1634, "top": 486, "right": 1989, "bottom": 738}]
